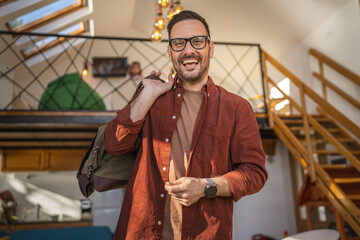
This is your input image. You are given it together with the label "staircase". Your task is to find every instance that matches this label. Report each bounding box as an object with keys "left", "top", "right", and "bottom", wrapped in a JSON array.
[{"left": 261, "top": 49, "right": 360, "bottom": 237}]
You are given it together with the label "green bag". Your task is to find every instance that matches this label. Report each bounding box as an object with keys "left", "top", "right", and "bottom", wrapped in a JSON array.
[{"left": 77, "top": 125, "right": 136, "bottom": 198}]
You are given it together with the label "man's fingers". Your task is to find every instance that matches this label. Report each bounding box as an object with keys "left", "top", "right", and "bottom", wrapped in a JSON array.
[
  {"left": 171, "top": 195, "right": 192, "bottom": 207},
  {"left": 168, "top": 74, "right": 174, "bottom": 82},
  {"left": 165, "top": 74, "right": 175, "bottom": 86},
  {"left": 166, "top": 182, "right": 186, "bottom": 194},
  {"left": 168, "top": 191, "right": 185, "bottom": 198}
]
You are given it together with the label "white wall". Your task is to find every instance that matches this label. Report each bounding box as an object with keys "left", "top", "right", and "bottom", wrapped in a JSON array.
[
  {"left": 278, "top": 0, "right": 360, "bottom": 124},
  {"left": 233, "top": 141, "right": 297, "bottom": 240}
]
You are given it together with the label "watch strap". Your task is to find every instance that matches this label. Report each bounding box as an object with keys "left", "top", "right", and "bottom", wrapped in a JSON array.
[
  {"left": 205, "top": 178, "right": 215, "bottom": 186},
  {"left": 205, "top": 178, "right": 217, "bottom": 198}
]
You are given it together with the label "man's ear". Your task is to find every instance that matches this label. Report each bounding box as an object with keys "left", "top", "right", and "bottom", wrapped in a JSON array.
[
  {"left": 167, "top": 46, "right": 172, "bottom": 62},
  {"left": 209, "top": 41, "right": 214, "bottom": 59}
]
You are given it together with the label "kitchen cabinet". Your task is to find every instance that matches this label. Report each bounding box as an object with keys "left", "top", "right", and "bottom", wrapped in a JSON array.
[{"left": 1, "top": 149, "right": 86, "bottom": 172}]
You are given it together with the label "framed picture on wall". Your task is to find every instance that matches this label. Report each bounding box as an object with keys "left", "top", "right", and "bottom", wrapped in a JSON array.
[{"left": 92, "top": 57, "right": 128, "bottom": 77}]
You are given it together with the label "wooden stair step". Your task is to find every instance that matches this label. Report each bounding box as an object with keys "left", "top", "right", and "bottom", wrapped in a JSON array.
[
  {"left": 281, "top": 117, "right": 332, "bottom": 124},
  {"left": 0, "top": 123, "right": 102, "bottom": 130},
  {"left": 321, "top": 164, "right": 360, "bottom": 178},
  {"left": 315, "top": 149, "right": 360, "bottom": 155},
  {"left": 0, "top": 140, "right": 91, "bottom": 148},
  {"left": 278, "top": 114, "right": 303, "bottom": 119},
  {"left": 279, "top": 114, "right": 325, "bottom": 118},
  {"left": 0, "top": 131, "right": 96, "bottom": 139},
  {"left": 282, "top": 119, "right": 303, "bottom": 124},
  {"left": 312, "top": 117, "right": 332, "bottom": 122},
  {"left": 338, "top": 183, "right": 360, "bottom": 195},
  {"left": 289, "top": 126, "right": 339, "bottom": 132},
  {"left": 320, "top": 164, "right": 353, "bottom": 169},
  {"left": 348, "top": 194, "right": 360, "bottom": 200},
  {"left": 299, "top": 138, "right": 355, "bottom": 144},
  {"left": 333, "top": 178, "right": 360, "bottom": 184}
]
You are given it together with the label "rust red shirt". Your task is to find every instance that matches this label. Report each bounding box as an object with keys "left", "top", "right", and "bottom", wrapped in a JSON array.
[{"left": 104, "top": 76, "right": 267, "bottom": 240}]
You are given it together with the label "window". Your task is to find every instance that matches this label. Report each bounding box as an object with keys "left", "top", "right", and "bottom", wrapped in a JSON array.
[
  {"left": 6, "top": 0, "right": 85, "bottom": 32},
  {"left": 0, "top": 0, "right": 15, "bottom": 6},
  {"left": 21, "top": 22, "right": 87, "bottom": 59},
  {"left": 270, "top": 78, "right": 290, "bottom": 112}
]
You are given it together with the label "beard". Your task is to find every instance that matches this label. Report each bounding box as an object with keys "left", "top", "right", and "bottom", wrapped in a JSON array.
[{"left": 171, "top": 49, "right": 210, "bottom": 84}]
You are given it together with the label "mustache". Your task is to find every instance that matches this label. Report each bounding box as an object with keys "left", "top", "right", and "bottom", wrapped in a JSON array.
[{"left": 178, "top": 54, "right": 201, "bottom": 63}]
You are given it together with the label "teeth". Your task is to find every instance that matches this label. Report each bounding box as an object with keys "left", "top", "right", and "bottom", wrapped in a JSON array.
[{"left": 182, "top": 59, "right": 199, "bottom": 64}]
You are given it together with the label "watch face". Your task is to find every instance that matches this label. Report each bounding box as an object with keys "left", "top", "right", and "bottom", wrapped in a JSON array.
[{"left": 205, "top": 186, "right": 217, "bottom": 198}]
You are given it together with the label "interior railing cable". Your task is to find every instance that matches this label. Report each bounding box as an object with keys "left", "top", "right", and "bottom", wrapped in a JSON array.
[{"left": 0, "top": 30, "right": 266, "bottom": 122}]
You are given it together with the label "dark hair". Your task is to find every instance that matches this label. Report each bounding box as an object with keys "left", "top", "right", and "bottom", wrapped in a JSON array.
[{"left": 167, "top": 10, "right": 211, "bottom": 39}]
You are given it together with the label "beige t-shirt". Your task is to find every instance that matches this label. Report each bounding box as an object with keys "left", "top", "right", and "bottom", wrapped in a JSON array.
[{"left": 162, "top": 88, "right": 204, "bottom": 240}]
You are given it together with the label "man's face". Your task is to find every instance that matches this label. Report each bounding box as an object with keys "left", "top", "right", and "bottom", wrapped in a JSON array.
[{"left": 167, "top": 19, "right": 214, "bottom": 84}]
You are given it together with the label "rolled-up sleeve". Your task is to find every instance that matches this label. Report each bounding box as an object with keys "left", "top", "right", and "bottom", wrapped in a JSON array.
[
  {"left": 104, "top": 83, "right": 146, "bottom": 155},
  {"left": 104, "top": 104, "right": 145, "bottom": 155},
  {"left": 223, "top": 100, "right": 268, "bottom": 202}
]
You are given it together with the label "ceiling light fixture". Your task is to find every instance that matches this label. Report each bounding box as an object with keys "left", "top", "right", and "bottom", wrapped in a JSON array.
[
  {"left": 150, "top": 0, "right": 184, "bottom": 41},
  {"left": 82, "top": 62, "right": 88, "bottom": 76},
  {"left": 82, "top": 39, "right": 94, "bottom": 78},
  {"left": 157, "top": 0, "right": 171, "bottom": 9}
]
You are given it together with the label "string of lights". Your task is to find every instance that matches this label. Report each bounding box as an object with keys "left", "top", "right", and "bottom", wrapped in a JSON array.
[{"left": 150, "top": 0, "right": 184, "bottom": 41}]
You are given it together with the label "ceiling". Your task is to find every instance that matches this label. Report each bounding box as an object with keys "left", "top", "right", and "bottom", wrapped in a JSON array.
[
  {"left": 92, "top": 0, "right": 350, "bottom": 58},
  {"left": 0, "top": 0, "right": 351, "bottom": 58}
]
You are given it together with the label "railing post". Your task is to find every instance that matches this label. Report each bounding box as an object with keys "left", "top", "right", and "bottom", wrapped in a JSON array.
[
  {"left": 318, "top": 60, "right": 327, "bottom": 100},
  {"left": 299, "top": 84, "right": 315, "bottom": 180},
  {"left": 261, "top": 50, "right": 274, "bottom": 128}
]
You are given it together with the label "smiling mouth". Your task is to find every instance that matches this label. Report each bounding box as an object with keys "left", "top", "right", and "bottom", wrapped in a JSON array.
[{"left": 182, "top": 59, "right": 199, "bottom": 67}]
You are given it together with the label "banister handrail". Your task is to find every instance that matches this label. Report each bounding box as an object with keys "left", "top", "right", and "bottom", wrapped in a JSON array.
[
  {"left": 262, "top": 50, "right": 360, "bottom": 140},
  {"left": 262, "top": 48, "right": 360, "bottom": 236},
  {"left": 273, "top": 112, "right": 360, "bottom": 235},
  {"left": 309, "top": 48, "right": 360, "bottom": 87},
  {"left": 312, "top": 72, "right": 360, "bottom": 111},
  {"left": 272, "top": 109, "right": 360, "bottom": 233},
  {"left": 267, "top": 75, "right": 360, "bottom": 172}
]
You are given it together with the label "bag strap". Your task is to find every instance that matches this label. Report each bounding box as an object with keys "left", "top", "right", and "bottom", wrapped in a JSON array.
[{"left": 76, "top": 132, "right": 97, "bottom": 179}]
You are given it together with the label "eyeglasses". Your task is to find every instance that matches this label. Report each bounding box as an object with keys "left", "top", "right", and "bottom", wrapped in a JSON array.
[{"left": 169, "top": 35, "right": 210, "bottom": 52}]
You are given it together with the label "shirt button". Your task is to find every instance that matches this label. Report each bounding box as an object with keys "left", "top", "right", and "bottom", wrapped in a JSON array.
[
  {"left": 177, "top": 93, "right": 181, "bottom": 97},
  {"left": 158, "top": 221, "right": 162, "bottom": 225},
  {"left": 172, "top": 115, "right": 176, "bottom": 119},
  {"left": 162, "top": 167, "right": 167, "bottom": 171},
  {"left": 165, "top": 138, "right": 169, "bottom": 142},
  {"left": 160, "top": 193, "right": 165, "bottom": 198}
]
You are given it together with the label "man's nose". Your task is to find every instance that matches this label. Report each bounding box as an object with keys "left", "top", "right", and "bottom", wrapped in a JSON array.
[{"left": 183, "top": 41, "right": 195, "bottom": 53}]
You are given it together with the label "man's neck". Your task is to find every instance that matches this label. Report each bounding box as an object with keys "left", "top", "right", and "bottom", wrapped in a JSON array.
[{"left": 181, "top": 76, "right": 208, "bottom": 92}]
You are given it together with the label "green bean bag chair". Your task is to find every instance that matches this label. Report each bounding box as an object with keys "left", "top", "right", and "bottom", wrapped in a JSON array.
[{"left": 38, "top": 72, "right": 105, "bottom": 110}]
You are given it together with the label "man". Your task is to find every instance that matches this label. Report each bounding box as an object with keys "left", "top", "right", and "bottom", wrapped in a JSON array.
[{"left": 105, "top": 10, "right": 267, "bottom": 240}]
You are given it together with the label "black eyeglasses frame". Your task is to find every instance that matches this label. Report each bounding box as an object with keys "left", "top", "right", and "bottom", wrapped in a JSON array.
[{"left": 168, "top": 35, "right": 210, "bottom": 52}]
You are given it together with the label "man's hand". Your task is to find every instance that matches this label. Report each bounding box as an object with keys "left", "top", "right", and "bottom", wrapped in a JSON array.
[
  {"left": 165, "top": 176, "right": 232, "bottom": 207},
  {"left": 141, "top": 71, "right": 174, "bottom": 102},
  {"left": 165, "top": 177, "right": 207, "bottom": 207},
  {"left": 129, "top": 71, "right": 174, "bottom": 122}
]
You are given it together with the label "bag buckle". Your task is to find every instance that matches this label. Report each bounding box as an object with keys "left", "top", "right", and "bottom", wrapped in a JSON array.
[{"left": 87, "top": 163, "right": 94, "bottom": 182}]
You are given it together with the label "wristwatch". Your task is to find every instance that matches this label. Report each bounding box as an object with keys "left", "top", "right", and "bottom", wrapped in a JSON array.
[{"left": 205, "top": 178, "right": 217, "bottom": 198}]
